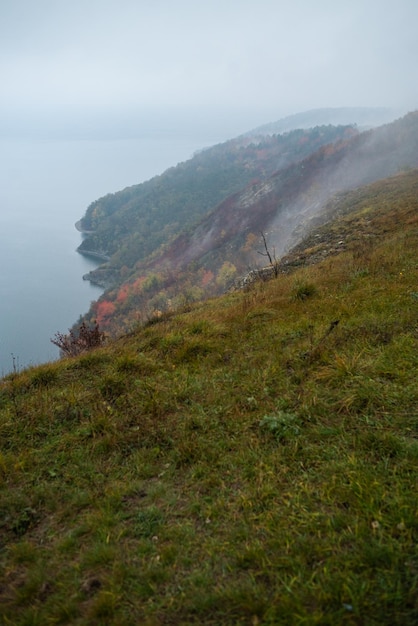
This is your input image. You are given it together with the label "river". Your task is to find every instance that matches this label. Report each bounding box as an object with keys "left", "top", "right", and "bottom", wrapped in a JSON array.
[{"left": 0, "top": 132, "right": 223, "bottom": 375}]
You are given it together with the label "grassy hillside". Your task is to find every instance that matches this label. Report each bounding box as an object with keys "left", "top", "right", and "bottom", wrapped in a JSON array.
[{"left": 1, "top": 172, "right": 417, "bottom": 625}]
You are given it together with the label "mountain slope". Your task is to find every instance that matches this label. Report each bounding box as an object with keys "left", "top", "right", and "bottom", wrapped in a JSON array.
[
  {"left": 77, "top": 124, "right": 355, "bottom": 283},
  {"left": 84, "top": 111, "right": 418, "bottom": 334},
  {"left": 1, "top": 171, "right": 417, "bottom": 624}
]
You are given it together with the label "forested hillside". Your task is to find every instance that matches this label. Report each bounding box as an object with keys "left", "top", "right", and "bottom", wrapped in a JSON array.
[
  {"left": 79, "top": 111, "right": 418, "bottom": 335},
  {"left": 77, "top": 125, "right": 355, "bottom": 284}
]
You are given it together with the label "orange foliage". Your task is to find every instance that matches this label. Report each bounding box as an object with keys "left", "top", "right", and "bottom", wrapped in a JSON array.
[
  {"left": 96, "top": 300, "right": 116, "bottom": 325},
  {"left": 132, "top": 276, "right": 146, "bottom": 292},
  {"left": 201, "top": 269, "right": 214, "bottom": 286},
  {"left": 116, "top": 284, "right": 130, "bottom": 303}
]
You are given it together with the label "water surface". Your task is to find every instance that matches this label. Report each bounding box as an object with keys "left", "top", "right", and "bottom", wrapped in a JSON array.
[{"left": 0, "top": 133, "right": 221, "bottom": 375}]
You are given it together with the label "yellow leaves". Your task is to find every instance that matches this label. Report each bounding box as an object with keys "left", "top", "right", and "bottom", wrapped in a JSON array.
[{"left": 216, "top": 261, "right": 237, "bottom": 288}]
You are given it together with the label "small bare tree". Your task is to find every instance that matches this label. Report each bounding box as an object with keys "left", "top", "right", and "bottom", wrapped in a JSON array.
[
  {"left": 258, "top": 232, "right": 280, "bottom": 277},
  {"left": 51, "top": 321, "right": 105, "bottom": 357}
]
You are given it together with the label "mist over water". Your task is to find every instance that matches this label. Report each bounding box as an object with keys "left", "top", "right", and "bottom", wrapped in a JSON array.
[{"left": 0, "top": 131, "right": 222, "bottom": 375}]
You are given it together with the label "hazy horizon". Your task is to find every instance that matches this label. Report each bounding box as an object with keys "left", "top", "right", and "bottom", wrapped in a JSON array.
[{"left": 1, "top": 1, "right": 417, "bottom": 142}]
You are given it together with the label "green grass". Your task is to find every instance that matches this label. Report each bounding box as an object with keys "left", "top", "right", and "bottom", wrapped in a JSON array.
[{"left": 0, "top": 173, "right": 417, "bottom": 624}]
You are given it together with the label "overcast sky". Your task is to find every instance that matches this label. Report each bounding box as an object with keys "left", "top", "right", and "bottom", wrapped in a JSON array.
[{"left": 1, "top": 0, "right": 417, "bottom": 139}]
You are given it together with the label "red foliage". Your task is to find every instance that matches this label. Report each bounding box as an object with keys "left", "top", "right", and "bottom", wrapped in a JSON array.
[
  {"left": 201, "top": 269, "right": 214, "bottom": 286},
  {"left": 116, "top": 284, "right": 130, "bottom": 303},
  {"left": 132, "top": 276, "right": 146, "bottom": 292},
  {"left": 96, "top": 300, "right": 116, "bottom": 325}
]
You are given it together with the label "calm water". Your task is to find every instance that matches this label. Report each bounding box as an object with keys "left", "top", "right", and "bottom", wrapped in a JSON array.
[{"left": 0, "top": 132, "right": 222, "bottom": 375}]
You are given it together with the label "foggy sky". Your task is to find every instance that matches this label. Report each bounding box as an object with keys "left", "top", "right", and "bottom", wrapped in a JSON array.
[{"left": 1, "top": 0, "right": 417, "bottom": 139}]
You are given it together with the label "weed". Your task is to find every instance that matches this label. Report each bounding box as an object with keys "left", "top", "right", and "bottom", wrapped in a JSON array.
[
  {"left": 259, "top": 411, "right": 302, "bottom": 441},
  {"left": 30, "top": 366, "right": 59, "bottom": 388},
  {"left": 293, "top": 279, "right": 318, "bottom": 300},
  {"left": 99, "top": 375, "right": 127, "bottom": 403},
  {"left": 188, "top": 320, "right": 210, "bottom": 335},
  {"left": 11, "top": 507, "right": 39, "bottom": 537},
  {"left": 133, "top": 507, "right": 164, "bottom": 538}
]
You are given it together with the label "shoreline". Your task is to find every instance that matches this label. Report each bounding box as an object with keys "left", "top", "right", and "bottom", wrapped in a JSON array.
[
  {"left": 76, "top": 248, "right": 111, "bottom": 262},
  {"left": 75, "top": 219, "right": 95, "bottom": 234},
  {"left": 75, "top": 220, "right": 111, "bottom": 262}
]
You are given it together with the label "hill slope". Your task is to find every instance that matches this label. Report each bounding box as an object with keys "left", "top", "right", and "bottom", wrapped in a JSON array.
[
  {"left": 77, "top": 124, "right": 354, "bottom": 280},
  {"left": 1, "top": 170, "right": 417, "bottom": 625},
  {"left": 83, "top": 111, "right": 418, "bottom": 335}
]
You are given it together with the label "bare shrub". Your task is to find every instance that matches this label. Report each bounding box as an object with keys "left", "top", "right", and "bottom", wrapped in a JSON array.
[{"left": 51, "top": 321, "right": 105, "bottom": 357}]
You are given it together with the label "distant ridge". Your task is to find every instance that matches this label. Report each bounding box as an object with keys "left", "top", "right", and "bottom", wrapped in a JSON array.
[{"left": 245, "top": 106, "right": 404, "bottom": 137}]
